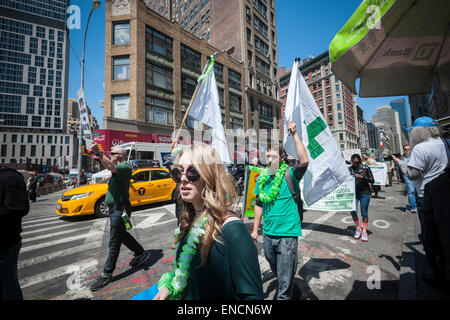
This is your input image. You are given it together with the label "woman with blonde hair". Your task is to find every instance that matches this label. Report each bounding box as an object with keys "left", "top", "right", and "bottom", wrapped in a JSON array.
[{"left": 153, "top": 143, "right": 263, "bottom": 300}]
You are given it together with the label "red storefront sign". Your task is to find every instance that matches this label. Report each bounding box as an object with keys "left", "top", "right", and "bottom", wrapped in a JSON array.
[{"left": 92, "top": 129, "right": 153, "bottom": 157}]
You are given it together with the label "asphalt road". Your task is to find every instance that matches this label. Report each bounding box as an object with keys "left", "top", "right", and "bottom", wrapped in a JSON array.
[{"left": 19, "top": 183, "right": 410, "bottom": 300}]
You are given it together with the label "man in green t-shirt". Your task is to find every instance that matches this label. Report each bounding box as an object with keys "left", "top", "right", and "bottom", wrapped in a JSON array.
[
  {"left": 251, "top": 121, "right": 309, "bottom": 300},
  {"left": 88, "top": 144, "right": 150, "bottom": 291}
]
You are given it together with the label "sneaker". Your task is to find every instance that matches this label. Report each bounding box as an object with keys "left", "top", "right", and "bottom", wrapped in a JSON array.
[
  {"left": 354, "top": 227, "right": 362, "bottom": 239},
  {"left": 361, "top": 231, "right": 368, "bottom": 242},
  {"left": 410, "top": 209, "right": 417, "bottom": 214},
  {"left": 129, "top": 250, "right": 150, "bottom": 268},
  {"left": 90, "top": 275, "right": 112, "bottom": 292}
]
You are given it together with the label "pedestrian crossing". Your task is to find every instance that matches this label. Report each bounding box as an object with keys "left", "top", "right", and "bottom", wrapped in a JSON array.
[{"left": 18, "top": 202, "right": 178, "bottom": 300}]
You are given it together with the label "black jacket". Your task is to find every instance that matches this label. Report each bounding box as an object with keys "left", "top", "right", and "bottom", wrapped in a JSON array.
[
  {"left": 0, "top": 168, "right": 30, "bottom": 253},
  {"left": 349, "top": 164, "right": 375, "bottom": 195},
  {"left": 422, "top": 167, "right": 450, "bottom": 280}
]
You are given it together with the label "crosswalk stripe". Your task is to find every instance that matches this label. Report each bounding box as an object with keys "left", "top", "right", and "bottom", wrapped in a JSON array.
[
  {"left": 19, "top": 232, "right": 103, "bottom": 254},
  {"left": 22, "top": 220, "right": 67, "bottom": 230},
  {"left": 21, "top": 227, "right": 90, "bottom": 244},
  {"left": 134, "top": 212, "right": 167, "bottom": 229},
  {"left": 18, "top": 241, "right": 103, "bottom": 269},
  {"left": 19, "top": 258, "right": 98, "bottom": 289},
  {"left": 21, "top": 224, "right": 79, "bottom": 236},
  {"left": 22, "top": 216, "right": 61, "bottom": 225}
]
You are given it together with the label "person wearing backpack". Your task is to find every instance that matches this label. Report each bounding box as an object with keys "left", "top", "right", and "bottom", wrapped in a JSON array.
[
  {"left": 0, "top": 167, "right": 30, "bottom": 300},
  {"left": 250, "top": 121, "right": 309, "bottom": 300}
]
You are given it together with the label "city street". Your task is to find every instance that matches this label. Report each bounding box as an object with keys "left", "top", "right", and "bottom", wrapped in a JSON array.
[{"left": 19, "top": 182, "right": 449, "bottom": 300}]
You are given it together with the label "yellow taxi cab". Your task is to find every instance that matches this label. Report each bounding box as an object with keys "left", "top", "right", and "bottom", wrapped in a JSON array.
[{"left": 56, "top": 168, "right": 176, "bottom": 218}]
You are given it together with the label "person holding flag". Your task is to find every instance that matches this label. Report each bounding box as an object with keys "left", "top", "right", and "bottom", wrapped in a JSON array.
[{"left": 250, "top": 121, "right": 309, "bottom": 300}]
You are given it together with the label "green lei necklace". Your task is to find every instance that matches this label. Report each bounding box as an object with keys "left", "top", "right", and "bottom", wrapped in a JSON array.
[
  {"left": 250, "top": 162, "right": 289, "bottom": 203},
  {"left": 157, "top": 215, "right": 208, "bottom": 300}
]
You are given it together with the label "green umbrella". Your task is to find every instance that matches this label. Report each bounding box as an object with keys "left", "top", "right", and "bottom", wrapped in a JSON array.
[{"left": 329, "top": 0, "right": 450, "bottom": 97}]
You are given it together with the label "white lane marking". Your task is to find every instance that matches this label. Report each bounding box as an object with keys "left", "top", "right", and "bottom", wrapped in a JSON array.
[
  {"left": 301, "top": 256, "right": 354, "bottom": 290},
  {"left": 372, "top": 219, "right": 390, "bottom": 229},
  {"left": 22, "top": 220, "right": 67, "bottom": 229},
  {"left": 338, "top": 235, "right": 357, "bottom": 244},
  {"left": 341, "top": 216, "right": 355, "bottom": 224},
  {"left": 19, "top": 232, "right": 103, "bottom": 254},
  {"left": 300, "top": 211, "right": 336, "bottom": 239},
  {"left": 336, "top": 247, "right": 352, "bottom": 255},
  {"left": 19, "top": 259, "right": 98, "bottom": 289},
  {"left": 18, "top": 241, "right": 102, "bottom": 269},
  {"left": 134, "top": 212, "right": 167, "bottom": 229},
  {"left": 21, "top": 228, "right": 89, "bottom": 243},
  {"left": 22, "top": 216, "right": 62, "bottom": 225}
]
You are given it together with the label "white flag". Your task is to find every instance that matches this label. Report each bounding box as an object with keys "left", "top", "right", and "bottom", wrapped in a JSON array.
[
  {"left": 284, "top": 60, "right": 350, "bottom": 206},
  {"left": 189, "top": 60, "right": 231, "bottom": 164}
]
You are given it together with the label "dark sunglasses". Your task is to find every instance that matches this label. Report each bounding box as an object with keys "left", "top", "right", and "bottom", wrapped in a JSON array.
[
  {"left": 110, "top": 152, "right": 120, "bottom": 156},
  {"left": 170, "top": 166, "right": 201, "bottom": 183}
]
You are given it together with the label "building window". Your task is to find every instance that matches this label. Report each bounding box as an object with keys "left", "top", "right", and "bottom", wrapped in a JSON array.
[
  {"left": 25, "top": 97, "right": 35, "bottom": 114},
  {"left": 146, "top": 26, "right": 173, "bottom": 59},
  {"left": 113, "top": 22, "right": 130, "bottom": 45},
  {"left": 1, "top": 145, "right": 6, "bottom": 157},
  {"left": 255, "top": 57, "right": 270, "bottom": 76},
  {"left": 229, "top": 94, "right": 241, "bottom": 112},
  {"left": 31, "top": 145, "right": 36, "bottom": 157},
  {"left": 145, "top": 97, "right": 173, "bottom": 125},
  {"left": 246, "top": 28, "right": 251, "bottom": 44},
  {"left": 337, "top": 103, "right": 341, "bottom": 110},
  {"left": 253, "top": 15, "right": 268, "bottom": 38},
  {"left": 146, "top": 63, "right": 173, "bottom": 90},
  {"left": 228, "top": 69, "right": 241, "bottom": 90},
  {"left": 65, "top": 136, "right": 70, "bottom": 144},
  {"left": 214, "top": 62, "right": 223, "bottom": 83},
  {"left": 181, "top": 44, "right": 201, "bottom": 73},
  {"left": 32, "top": 116, "right": 41, "bottom": 127},
  {"left": 181, "top": 75, "right": 197, "bottom": 97},
  {"left": 50, "top": 146, "right": 55, "bottom": 157},
  {"left": 112, "top": 95, "right": 130, "bottom": 119},
  {"left": 113, "top": 56, "right": 130, "bottom": 80},
  {"left": 254, "top": 35, "right": 269, "bottom": 56}
]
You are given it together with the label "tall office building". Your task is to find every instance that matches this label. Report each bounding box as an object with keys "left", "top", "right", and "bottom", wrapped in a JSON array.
[
  {"left": 367, "top": 122, "right": 380, "bottom": 150},
  {"left": 390, "top": 98, "right": 409, "bottom": 141},
  {"left": 141, "top": 0, "right": 282, "bottom": 135},
  {"left": 372, "top": 105, "right": 402, "bottom": 154},
  {"left": 279, "top": 51, "right": 359, "bottom": 151},
  {"left": 0, "top": 0, "right": 71, "bottom": 168},
  {"left": 104, "top": 0, "right": 251, "bottom": 158}
]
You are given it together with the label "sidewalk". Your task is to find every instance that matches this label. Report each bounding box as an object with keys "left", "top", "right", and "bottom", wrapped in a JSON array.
[{"left": 398, "top": 194, "right": 450, "bottom": 300}]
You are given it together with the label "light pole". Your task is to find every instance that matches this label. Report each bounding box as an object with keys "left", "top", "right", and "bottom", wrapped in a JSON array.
[{"left": 78, "top": 0, "right": 101, "bottom": 186}]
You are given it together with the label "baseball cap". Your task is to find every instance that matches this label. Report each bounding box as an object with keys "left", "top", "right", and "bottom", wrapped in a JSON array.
[{"left": 407, "top": 116, "right": 438, "bottom": 130}]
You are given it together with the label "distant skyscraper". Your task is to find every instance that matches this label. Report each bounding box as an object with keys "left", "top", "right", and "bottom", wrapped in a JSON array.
[
  {"left": 372, "top": 106, "right": 403, "bottom": 154},
  {"left": 390, "top": 98, "right": 409, "bottom": 140},
  {"left": 367, "top": 122, "right": 380, "bottom": 149}
]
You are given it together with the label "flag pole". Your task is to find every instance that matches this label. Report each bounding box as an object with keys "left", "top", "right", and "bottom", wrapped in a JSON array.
[{"left": 170, "top": 52, "right": 218, "bottom": 152}]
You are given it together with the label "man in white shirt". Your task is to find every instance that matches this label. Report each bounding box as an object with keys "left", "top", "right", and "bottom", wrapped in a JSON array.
[{"left": 393, "top": 117, "right": 448, "bottom": 287}]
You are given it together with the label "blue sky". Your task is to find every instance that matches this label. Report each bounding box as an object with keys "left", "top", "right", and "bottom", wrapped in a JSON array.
[{"left": 67, "top": 0, "right": 409, "bottom": 128}]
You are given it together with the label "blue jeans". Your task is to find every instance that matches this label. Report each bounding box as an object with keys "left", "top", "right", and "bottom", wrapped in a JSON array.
[
  {"left": 351, "top": 194, "right": 371, "bottom": 219},
  {"left": 0, "top": 242, "right": 23, "bottom": 300},
  {"left": 103, "top": 203, "right": 144, "bottom": 276},
  {"left": 263, "top": 234, "right": 298, "bottom": 300},
  {"left": 404, "top": 176, "right": 417, "bottom": 210}
]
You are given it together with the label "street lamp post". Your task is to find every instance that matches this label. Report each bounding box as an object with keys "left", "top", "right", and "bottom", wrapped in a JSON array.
[{"left": 78, "top": 0, "right": 101, "bottom": 186}]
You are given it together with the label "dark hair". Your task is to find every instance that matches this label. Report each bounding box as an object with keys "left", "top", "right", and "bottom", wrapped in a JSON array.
[{"left": 351, "top": 154, "right": 362, "bottom": 162}]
